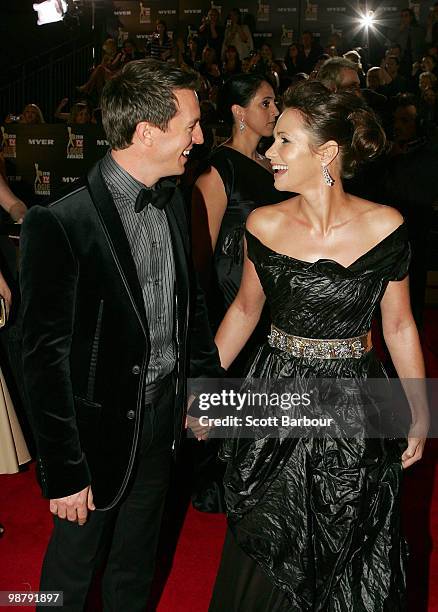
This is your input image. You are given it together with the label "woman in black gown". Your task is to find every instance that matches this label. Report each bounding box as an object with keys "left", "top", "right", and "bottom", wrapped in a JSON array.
[
  {"left": 191, "top": 74, "right": 290, "bottom": 512},
  {"left": 208, "top": 81, "right": 427, "bottom": 610},
  {"left": 192, "top": 73, "right": 290, "bottom": 373}
]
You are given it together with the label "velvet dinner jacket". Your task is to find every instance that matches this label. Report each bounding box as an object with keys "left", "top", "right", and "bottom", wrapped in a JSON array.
[{"left": 20, "top": 160, "right": 221, "bottom": 510}]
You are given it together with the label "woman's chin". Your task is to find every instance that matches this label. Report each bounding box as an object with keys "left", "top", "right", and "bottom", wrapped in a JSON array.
[{"left": 273, "top": 173, "right": 293, "bottom": 191}]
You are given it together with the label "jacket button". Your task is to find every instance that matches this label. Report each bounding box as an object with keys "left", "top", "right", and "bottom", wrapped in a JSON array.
[
  {"left": 132, "top": 365, "right": 140, "bottom": 375},
  {"left": 126, "top": 410, "right": 135, "bottom": 420}
]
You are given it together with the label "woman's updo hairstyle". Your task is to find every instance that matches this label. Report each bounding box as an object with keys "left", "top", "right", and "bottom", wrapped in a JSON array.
[
  {"left": 217, "top": 73, "right": 273, "bottom": 126},
  {"left": 283, "top": 80, "right": 386, "bottom": 178}
]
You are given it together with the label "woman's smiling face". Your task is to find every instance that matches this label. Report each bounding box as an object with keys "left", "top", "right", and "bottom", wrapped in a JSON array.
[{"left": 266, "top": 108, "right": 322, "bottom": 191}]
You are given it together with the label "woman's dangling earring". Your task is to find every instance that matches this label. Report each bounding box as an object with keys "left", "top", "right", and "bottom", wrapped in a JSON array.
[
  {"left": 239, "top": 118, "right": 246, "bottom": 132},
  {"left": 322, "top": 164, "right": 335, "bottom": 187}
]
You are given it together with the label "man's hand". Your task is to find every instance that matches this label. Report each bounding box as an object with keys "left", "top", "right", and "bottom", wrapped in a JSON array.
[
  {"left": 50, "top": 485, "right": 95, "bottom": 526},
  {"left": 186, "top": 414, "right": 210, "bottom": 441},
  {"left": 186, "top": 394, "right": 210, "bottom": 440}
]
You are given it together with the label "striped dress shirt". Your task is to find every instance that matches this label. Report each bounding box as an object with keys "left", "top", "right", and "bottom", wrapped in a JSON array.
[{"left": 101, "top": 151, "right": 176, "bottom": 384}]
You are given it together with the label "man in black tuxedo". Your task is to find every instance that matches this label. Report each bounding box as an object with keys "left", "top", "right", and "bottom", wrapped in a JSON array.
[{"left": 20, "top": 59, "right": 221, "bottom": 611}]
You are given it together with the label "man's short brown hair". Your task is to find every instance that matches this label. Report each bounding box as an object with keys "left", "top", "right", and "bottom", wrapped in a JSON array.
[{"left": 101, "top": 59, "right": 200, "bottom": 150}]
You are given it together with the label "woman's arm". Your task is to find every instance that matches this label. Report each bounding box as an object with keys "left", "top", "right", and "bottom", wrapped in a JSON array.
[
  {"left": 215, "top": 241, "right": 266, "bottom": 369},
  {"left": 0, "top": 173, "right": 27, "bottom": 223},
  {"left": 380, "top": 276, "right": 428, "bottom": 468},
  {"left": 238, "top": 24, "right": 249, "bottom": 43},
  {"left": 54, "top": 98, "right": 70, "bottom": 122},
  {"left": 241, "top": 25, "right": 254, "bottom": 51},
  {"left": 191, "top": 166, "right": 228, "bottom": 288},
  {"left": 222, "top": 27, "right": 232, "bottom": 58}
]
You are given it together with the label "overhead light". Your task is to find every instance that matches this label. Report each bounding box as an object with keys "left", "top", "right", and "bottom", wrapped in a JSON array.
[
  {"left": 33, "top": 0, "right": 67, "bottom": 26},
  {"left": 359, "top": 10, "right": 375, "bottom": 29}
]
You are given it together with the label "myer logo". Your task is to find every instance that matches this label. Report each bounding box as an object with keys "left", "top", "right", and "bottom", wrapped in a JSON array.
[
  {"left": 1, "top": 127, "right": 16, "bottom": 158},
  {"left": 327, "top": 7, "right": 346, "bottom": 12},
  {"left": 382, "top": 6, "right": 397, "bottom": 10},
  {"left": 28, "top": 138, "right": 54, "bottom": 145},
  {"left": 66, "top": 127, "right": 84, "bottom": 159},
  {"left": 114, "top": 10, "right": 131, "bottom": 16},
  {"left": 62, "top": 177, "right": 79, "bottom": 183},
  {"left": 7, "top": 175, "right": 21, "bottom": 182},
  {"left": 97, "top": 139, "right": 109, "bottom": 146},
  {"left": 278, "top": 7, "right": 297, "bottom": 12},
  {"left": 239, "top": 7, "right": 249, "bottom": 13},
  {"left": 158, "top": 9, "right": 176, "bottom": 15},
  {"left": 34, "top": 163, "right": 51, "bottom": 196},
  {"left": 184, "top": 8, "right": 202, "bottom": 13},
  {"left": 254, "top": 32, "right": 273, "bottom": 38}
]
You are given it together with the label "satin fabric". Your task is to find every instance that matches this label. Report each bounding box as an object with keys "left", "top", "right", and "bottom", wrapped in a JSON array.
[
  {"left": 210, "top": 146, "right": 290, "bottom": 315},
  {"left": 208, "top": 146, "right": 293, "bottom": 371},
  {"left": 214, "top": 223, "right": 411, "bottom": 611}
]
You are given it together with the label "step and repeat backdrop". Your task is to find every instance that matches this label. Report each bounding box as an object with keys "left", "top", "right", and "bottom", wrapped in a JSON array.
[
  {"left": 1, "top": 124, "right": 109, "bottom": 206},
  {"left": 111, "top": 0, "right": 434, "bottom": 58}
]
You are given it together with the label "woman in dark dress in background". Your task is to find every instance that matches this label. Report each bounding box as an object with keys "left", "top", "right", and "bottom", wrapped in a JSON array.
[
  {"left": 192, "top": 73, "right": 291, "bottom": 371},
  {"left": 191, "top": 73, "right": 292, "bottom": 512},
  {"left": 208, "top": 81, "right": 427, "bottom": 610}
]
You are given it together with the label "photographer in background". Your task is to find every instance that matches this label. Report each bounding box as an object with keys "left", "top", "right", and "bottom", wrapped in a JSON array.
[
  {"left": 198, "top": 7, "right": 224, "bottom": 61},
  {"left": 222, "top": 8, "right": 253, "bottom": 62}
]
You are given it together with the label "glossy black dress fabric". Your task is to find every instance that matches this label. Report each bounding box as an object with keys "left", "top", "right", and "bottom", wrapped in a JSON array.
[
  {"left": 207, "top": 146, "right": 289, "bottom": 332},
  {"left": 192, "top": 147, "right": 292, "bottom": 514},
  {"left": 210, "top": 223, "right": 411, "bottom": 611}
]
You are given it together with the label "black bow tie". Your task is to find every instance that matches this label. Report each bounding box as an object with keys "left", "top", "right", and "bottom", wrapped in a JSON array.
[{"left": 134, "top": 179, "right": 176, "bottom": 213}]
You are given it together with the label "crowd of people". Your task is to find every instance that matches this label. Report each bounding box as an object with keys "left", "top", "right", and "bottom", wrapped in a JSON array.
[
  {"left": 0, "top": 6, "right": 436, "bottom": 610},
  {"left": 3, "top": 7, "right": 437, "bottom": 321},
  {"left": 4, "top": 5, "right": 438, "bottom": 135}
]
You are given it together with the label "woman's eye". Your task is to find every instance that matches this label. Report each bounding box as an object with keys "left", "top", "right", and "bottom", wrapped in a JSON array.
[{"left": 280, "top": 137, "right": 290, "bottom": 144}]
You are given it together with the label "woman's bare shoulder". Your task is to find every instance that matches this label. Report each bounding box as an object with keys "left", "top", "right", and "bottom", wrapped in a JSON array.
[
  {"left": 350, "top": 197, "right": 404, "bottom": 239},
  {"left": 246, "top": 196, "right": 299, "bottom": 239}
]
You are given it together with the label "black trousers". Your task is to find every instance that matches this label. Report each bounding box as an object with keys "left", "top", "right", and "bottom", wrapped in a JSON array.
[{"left": 38, "top": 374, "right": 175, "bottom": 612}]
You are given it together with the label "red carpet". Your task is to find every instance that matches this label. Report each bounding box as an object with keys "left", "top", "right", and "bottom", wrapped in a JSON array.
[
  {"left": 1, "top": 453, "right": 437, "bottom": 611},
  {"left": 0, "top": 308, "right": 437, "bottom": 611},
  {"left": 0, "top": 465, "right": 227, "bottom": 611}
]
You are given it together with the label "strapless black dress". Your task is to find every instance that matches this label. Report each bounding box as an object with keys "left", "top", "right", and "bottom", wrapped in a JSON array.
[{"left": 210, "top": 223, "right": 411, "bottom": 611}]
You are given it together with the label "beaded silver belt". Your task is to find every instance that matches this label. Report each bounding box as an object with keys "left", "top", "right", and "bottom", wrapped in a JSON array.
[{"left": 268, "top": 324, "right": 372, "bottom": 360}]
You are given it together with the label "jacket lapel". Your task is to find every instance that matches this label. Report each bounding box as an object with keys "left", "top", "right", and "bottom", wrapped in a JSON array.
[{"left": 87, "top": 161, "right": 148, "bottom": 332}]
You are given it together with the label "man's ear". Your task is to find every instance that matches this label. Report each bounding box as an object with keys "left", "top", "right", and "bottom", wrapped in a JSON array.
[
  {"left": 134, "top": 121, "right": 155, "bottom": 147},
  {"left": 317, "top": 140, "right": 339, "bottom": 166}
]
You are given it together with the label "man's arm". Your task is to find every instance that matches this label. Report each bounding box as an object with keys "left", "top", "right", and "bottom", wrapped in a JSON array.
[{"left": 20, "top": 206, "right": 91, "bottom": 499}]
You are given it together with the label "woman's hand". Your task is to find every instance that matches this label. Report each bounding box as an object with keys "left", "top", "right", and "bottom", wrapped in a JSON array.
[
  {"left": 402, "top": 435, "right": 426, "bottom": 468},
  {"left": 402, "top": 405, "right": 429, "bottom": 469},
  {"left": 9, "top": 200, "right": 27, "bottom": 223},
  {"left": 0, "top": 272, "right": 12, "bottom": 320}
]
